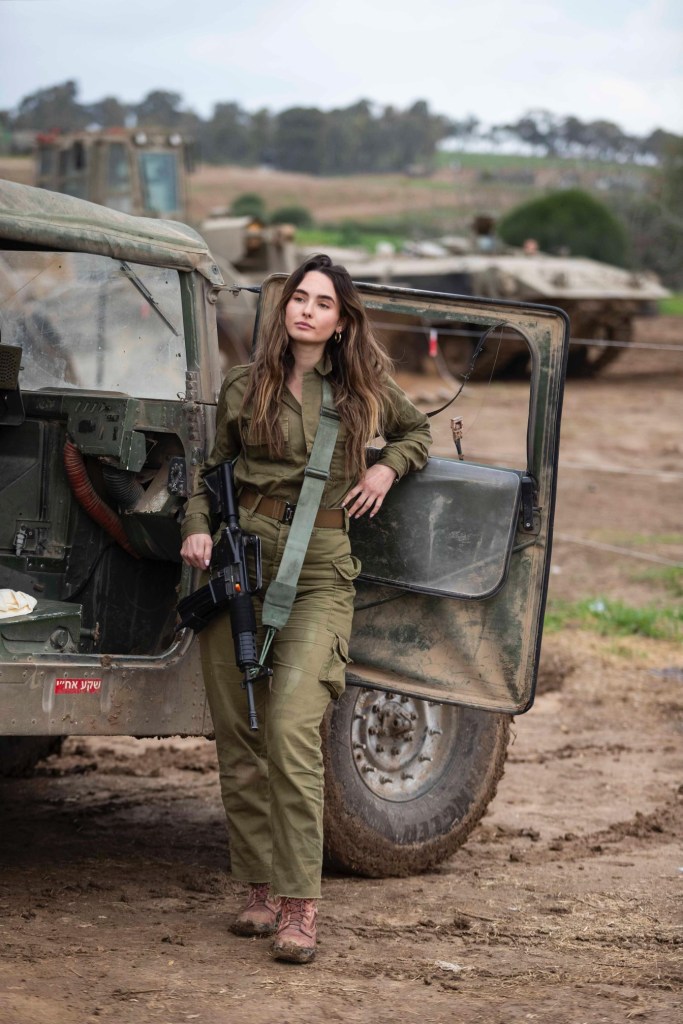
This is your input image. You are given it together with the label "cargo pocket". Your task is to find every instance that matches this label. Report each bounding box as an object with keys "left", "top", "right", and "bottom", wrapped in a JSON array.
[
  {"left": 319, "top": 633, "right": 352, "bottom": 700},
  {"left": 333, "top": 554, "right": 361, "bottom": 583}
]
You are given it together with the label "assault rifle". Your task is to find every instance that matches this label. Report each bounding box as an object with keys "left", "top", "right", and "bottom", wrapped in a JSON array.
[{"left": 176, "top": 461, "right": 271, "bottom": 730}]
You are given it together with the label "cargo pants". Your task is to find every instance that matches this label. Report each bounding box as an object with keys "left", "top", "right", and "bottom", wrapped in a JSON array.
[{"left": 199, "top": 504, "right": 360, "bottom": 899}]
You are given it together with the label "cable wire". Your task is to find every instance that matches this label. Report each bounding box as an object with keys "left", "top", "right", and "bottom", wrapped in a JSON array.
[{"left": 554, "top": 533, "right": 683, "bottom": 568}]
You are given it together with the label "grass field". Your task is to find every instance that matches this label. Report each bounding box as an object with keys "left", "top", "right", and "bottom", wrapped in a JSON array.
[
  {"left": 545, "top": 596, "right": 682, "bottom": 640},
  {"left": 437, "top": 148, "right": 654, "bottom": 176},
  {"left": 659, "top": 292, "right": 683, "bottom": 316}
]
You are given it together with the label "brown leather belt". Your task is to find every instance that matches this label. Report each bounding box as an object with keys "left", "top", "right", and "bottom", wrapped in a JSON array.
[{"left": 239, "top": 488, "right": 345, "bottom": 529}]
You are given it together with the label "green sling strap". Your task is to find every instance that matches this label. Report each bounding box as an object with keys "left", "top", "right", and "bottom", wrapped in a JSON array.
[{"left": 257, "top": 377, "right": 340, "bottom": 659}]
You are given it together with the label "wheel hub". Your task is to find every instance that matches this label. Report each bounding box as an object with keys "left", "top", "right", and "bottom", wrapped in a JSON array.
[{"left": 350, "top": 689, "right": 458, "bottom": 801}]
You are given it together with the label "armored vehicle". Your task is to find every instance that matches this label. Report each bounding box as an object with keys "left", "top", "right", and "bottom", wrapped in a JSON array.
[
  {"left": 0, "top": 180, "right": 568, "bottom": 875},
  {"left": 337, "top": 241, "right": 668, "bottom": 377}
]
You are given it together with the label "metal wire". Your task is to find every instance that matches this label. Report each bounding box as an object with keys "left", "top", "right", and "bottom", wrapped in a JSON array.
[
  {"left": 371, "top": 317, "right": 683, "bottom": 352},
  {"left": 554, "top": 533, "right": 683, "bottom": 569}
]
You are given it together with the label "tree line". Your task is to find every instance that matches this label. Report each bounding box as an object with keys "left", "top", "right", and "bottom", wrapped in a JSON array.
[{"left": 2, "top": 81, "right": 680, "bottom": 173}]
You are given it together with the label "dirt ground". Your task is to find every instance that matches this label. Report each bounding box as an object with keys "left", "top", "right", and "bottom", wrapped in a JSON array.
[{"left": 1, "top": 319, "right": 682, "bottom": 1023}]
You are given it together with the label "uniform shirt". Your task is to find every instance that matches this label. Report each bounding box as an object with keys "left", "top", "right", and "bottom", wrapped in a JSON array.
[{"left": 181, "top": 354, "right": 431, "bottom": 539}]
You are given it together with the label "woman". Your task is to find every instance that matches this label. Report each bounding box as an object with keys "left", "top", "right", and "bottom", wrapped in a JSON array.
[{"left": 180, "top": 254, "right": 431, "bottom": 963}]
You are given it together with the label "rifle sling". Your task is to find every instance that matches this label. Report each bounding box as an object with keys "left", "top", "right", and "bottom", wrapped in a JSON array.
[{"left": 260, "top": 377, "right": 340, "bottom": 632}]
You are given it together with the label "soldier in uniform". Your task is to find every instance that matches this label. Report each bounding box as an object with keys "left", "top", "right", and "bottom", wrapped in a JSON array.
[{"left": 180, "top": 254, "right": 430, "bottom": 963}]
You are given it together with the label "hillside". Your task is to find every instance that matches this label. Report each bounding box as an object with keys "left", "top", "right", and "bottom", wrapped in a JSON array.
[{"left": 0, "top": 154, "right": 653, "bottom": 238}]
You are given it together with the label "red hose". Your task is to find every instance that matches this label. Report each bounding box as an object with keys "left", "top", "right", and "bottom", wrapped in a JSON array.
[{"left": 63, "top": 440, "right": 140, "bottom": 559}]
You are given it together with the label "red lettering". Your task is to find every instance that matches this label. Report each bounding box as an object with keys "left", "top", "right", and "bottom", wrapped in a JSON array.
[{"left": 54, "top": 678, "right": 102, "bottom": 694}]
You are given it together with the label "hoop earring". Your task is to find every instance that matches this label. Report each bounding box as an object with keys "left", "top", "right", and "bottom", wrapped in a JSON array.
[{"left": 334, "top": 329, "right": 342, "bottom": 344}]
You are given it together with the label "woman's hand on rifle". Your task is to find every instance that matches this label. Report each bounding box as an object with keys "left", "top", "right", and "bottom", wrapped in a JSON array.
[{"left": 180, "top": 533, "right": 213, "bottom": 569}]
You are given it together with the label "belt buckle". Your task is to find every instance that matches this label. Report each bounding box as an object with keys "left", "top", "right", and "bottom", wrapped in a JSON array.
[{"left": 282, "top": 503, "right": 295, "bottom": 525}]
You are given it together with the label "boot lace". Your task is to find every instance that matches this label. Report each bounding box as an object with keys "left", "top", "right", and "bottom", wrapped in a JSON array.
[
  {"left": 282, "top": 898, "right": 314, "bottom": 928},
  {"left": 245, "top": 883, "right": 271, "bottom": 909}
]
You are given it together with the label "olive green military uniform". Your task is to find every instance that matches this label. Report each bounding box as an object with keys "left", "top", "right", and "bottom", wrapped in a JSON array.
[{"left": 181, "top": 356, "right": 430, "bottom": 897}]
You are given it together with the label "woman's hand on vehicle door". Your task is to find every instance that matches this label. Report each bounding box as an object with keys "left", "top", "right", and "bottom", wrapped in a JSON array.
[{"left": 342, "top": 464, "right": 397, "bottom": 519}]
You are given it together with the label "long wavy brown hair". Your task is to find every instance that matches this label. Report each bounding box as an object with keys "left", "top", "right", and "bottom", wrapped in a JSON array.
[{"left": 241, "top": 254, "right": 395, "bottom": 479}]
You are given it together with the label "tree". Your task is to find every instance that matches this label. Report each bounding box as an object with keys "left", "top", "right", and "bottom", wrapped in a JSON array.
[
  {"left": 498, "top": 189, "right": 629, "bottom": 266},
  {"left": 205, "top": 102, "right": 250, "bottom": 163},
  {"left": 322, "top": 105, "right": 368, "bottom": 174},
  {"left": 86, "top": 96, "right": 129, "bottom": 128},
  {"left": 134, "top": 90, "right": 183, "bottom": 128},
  {"left": 660, "top": 135, "right": 683, "bottom": 215},
  {"left": 581, "top": 119, "right": 628, "bottom": 161},
  {"left": 13, "top": 80, "right": 88, "bottom": 131},
  {"left": 230, "top": 193, "right": 267, "bottom": 219},
  {"left": 609, "top": 193, "right": 683, "bottom": 288},
  {"left": 270, "top": 205, "right": 314, "bottom": 228},
  {"left": 247, "top": 108, "right": 274, "bottom": 166},
  {"left": 642, "top": 129, "right": 680, "bottom": 163},
  {"left": 273, "top": 107, "right": 326, "bottom": 174},
  {"left": 503, "top": 109, "right": 563, "bottom": 155},
  {"left": 616, "top": 136, "right": 683, "bottom": 288},
  {"left": 395, "top": 100, "right": 451, "bottom": 170}
]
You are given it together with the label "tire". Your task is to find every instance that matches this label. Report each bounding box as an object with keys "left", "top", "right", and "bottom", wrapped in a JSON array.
[
  {"left": 0, "top": 737, "right": 63, "bottom": 777},
  {"left": 437, "top": 334, "right": 476, "bottom": 378},
  {"left": 439, "top": 326, "right": 530, "bottom": 380},
  {"left": 566, "top": 318, "right": 631, "bottom": 376},
  {"left": 322, "top": 685, "right": 510, "bottom": 877}
]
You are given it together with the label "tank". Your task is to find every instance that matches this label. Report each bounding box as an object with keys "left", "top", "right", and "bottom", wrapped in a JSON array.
[{"left": 321, "top": 237, "right": 669, "bottom": 376}]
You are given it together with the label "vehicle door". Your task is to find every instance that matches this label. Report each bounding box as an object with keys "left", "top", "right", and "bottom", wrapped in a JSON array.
[{"left": 255, "top": 275, "right": 569, "bottom": 714}]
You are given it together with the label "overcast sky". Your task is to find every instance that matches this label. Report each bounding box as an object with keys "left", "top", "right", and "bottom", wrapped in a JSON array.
[{"left": 2, "top": 0, "right": 682, "bottom": 135}]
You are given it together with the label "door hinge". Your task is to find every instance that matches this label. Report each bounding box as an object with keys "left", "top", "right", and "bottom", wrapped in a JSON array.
[{"left": 520, "top": 475, "right": 537, "bottom": 532}]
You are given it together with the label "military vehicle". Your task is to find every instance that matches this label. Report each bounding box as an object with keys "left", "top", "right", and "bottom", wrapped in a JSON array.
[
  {"left": 32, "top": 133, "right": 666, "bottom": 378},
  {"left": 336, "top": 228, "right": 668, "bottom": 377},
  {"left": 33, "top": 128, "right": 296, "bottom": 368},
  {"left": 35, "top": 127, "right": 190, "bottom": 219},
  {"left": 0, "top": 179, "right": 568, "bottom": 875}
]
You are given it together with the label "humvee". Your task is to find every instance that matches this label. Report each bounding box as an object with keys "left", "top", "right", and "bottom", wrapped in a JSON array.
[{"left": 0, "top": 179, "right": 568, "bottom": 875}]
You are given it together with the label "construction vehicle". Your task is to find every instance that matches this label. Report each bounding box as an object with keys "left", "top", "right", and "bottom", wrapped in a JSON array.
[
  {"left": 0, "top": 179, "right": 568, "bottom": 875},
  {"left": 35, "top": 127, "right": 190, "bottom": 219}
]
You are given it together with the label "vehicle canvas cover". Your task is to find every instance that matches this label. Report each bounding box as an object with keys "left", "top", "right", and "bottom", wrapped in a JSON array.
[{"left": 0, "top": 179, "right": 223, "bottom": 286}]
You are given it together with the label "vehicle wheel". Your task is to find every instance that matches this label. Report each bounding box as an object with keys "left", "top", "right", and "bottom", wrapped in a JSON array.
[
  {"left": 439, "top": 326, "right": 530, "bottom": 380},
  {"left": 567, "top": 319, "right": 630, "bottom": 376},
  {"left": 322, "top": 685, "right": 510, "bottom": 877},
  {"left": 0, "top": 737, "right": 63, "bottom": 777},
  {"left": 437, "top": 334, "right": 477, "bottom": 379}
]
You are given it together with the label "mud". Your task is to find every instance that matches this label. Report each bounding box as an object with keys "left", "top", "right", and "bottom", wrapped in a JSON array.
[{"left": 1, "top": 322, "right": 682, "bottom": 1023}]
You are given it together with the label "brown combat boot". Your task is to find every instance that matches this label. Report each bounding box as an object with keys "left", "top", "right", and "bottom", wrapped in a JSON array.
[
  {"left": 230, "top": 883, "right": 281, "bottom": 937},
  {"left": 270, "top": 897, "right": 318, "bottom": 963}
]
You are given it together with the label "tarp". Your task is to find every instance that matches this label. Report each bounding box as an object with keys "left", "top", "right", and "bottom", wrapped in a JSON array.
[{"left": 0, "top": 179, "right": 224, "bottom": 286}]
